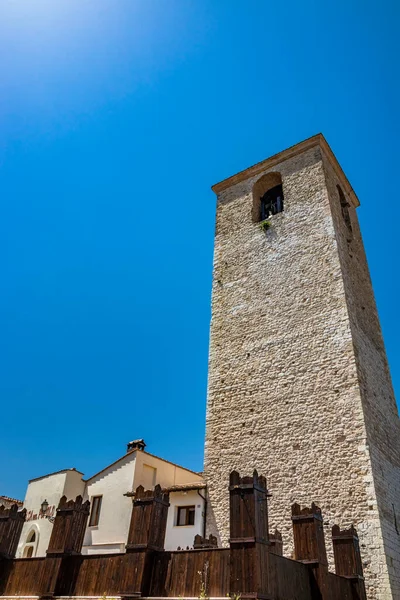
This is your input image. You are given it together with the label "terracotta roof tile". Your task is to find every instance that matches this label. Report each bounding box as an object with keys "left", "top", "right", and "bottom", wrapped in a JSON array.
[{"left": 0, "top": 495, "right": 23, "bottom": 506}]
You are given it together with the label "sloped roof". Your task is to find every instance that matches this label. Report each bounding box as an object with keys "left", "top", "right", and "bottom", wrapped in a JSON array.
[
  {"left": 163, "top": 482, "right": 206, "bottom": 492},
  {"left": 124, "top": 481, "right": 206, "bottom": 497},
  {"left": 0, "top": 495, "right": 23, "bottom": 507},
  {"left": 86, "top": 448, "right": 202, "bottom": 483},
  {"left": 29, "top": 467, "right": 83, "bottom": 483}
]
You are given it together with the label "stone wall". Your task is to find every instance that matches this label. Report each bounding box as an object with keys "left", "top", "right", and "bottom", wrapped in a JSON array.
[
  {"left": 204, "top": 142, "right": 399, "bottom": 599},
  {"left": 322, "top": 153, "right": 400, "bottom": 598}
]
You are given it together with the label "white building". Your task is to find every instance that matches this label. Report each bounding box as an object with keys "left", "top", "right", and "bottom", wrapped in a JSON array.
[
  {"left": 16, "top": 440, "right": 206, "bottom": 558},
  {"left": 17, "top": 468, "right": 85, "bottom": 557}
]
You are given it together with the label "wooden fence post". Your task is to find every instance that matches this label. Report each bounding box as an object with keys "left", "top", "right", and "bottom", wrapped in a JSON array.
[
  {"left": 193, "top": 533, "right": 218, "bottom": 549},
  {"left": 268, "top": 529, "right": 283, "bottom": 556},
  {"left": 0, "top": 503, "right": 26, "bottom": 559},
  {"left": 46, "top": 495, "right": 90, "bottom": 556},
  {"left": 292, "top": 503, "right": 328, "bottom": 598},
  {"left": 40, "top": 495, "right": 90, "bottom": 599},
  {"left": 229, "top": 470, "right": 270, "bottom": 599},
  {"left": 332, "top": 525, "right": 366, "bottom": 600},
  {"left": 121, "top": 484, "right": 170, "bottom": 598},
  {"left": 0, "top": 503, "right": 26, "bottom": 595}
]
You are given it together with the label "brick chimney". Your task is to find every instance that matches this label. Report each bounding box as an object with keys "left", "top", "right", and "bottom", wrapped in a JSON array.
[{"left": 127, "top": 439, "right": 146, "bottom": 453}]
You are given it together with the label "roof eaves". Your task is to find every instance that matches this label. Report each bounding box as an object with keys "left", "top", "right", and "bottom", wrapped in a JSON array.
[
  {"left": 124, "top": 481, "right": 206, "bottom": 497},
  {"left": 0, "top": 496, "right": 23, "bottom": 506},
  {"left": 140, "top": 449, "right": 203, "bottom": 477},
  {"left": 85, "top": 449, "right": 137, "bottom": 483},
  {"left": 29, "top": 467, "right": 84, "bottom": 483},
  {"left": 164, "top": 482, "right": 207, "bottom": 493}
]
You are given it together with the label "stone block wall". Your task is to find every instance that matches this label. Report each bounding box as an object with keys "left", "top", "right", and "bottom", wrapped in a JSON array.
[
  {"left": 322, "top": 153, "right": 400, "bottom": 598},
  {"left": 204, "top": 140, "right": 400, "bottom": 599}
]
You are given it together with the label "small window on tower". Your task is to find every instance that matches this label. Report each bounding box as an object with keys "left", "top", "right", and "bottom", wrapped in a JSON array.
[
  {"left": 260, "top": 184, "right": 284, "bottom": 220},
  {"left": 252, "top": 172, "right": 284, "bottom": 223}
]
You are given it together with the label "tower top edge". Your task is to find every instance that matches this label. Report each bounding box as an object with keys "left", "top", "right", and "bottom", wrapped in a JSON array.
[{"left": 211, "top": 133, "right": 360, "bottom": 208}]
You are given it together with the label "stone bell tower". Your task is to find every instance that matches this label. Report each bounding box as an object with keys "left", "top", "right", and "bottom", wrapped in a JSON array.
[{"left": 204, "top": 134, "right": 400, "bottom": 599}]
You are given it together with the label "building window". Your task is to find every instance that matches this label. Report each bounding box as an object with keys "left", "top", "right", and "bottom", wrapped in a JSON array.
[
  {"left": 252, "top": 172, "right": 284, "bottom": 223},
  {"left": 89, "top": 495, "right": 102, "bottom": 527},
  {"left": 23, "top": 546, "right": 34, "bottom": 558},
  {"left": 337, "top": 185, "right": 352, "bottom": 233},
  {"left": 22, "top": 527, "right": 39, "bottom": 558},
  {"left": 27, "top": 530, "right": 36, "bottom": 543},
  {"left": 260, "top": 184, "right": 284, "bottom": 220},
  {"left": 176, "top": 505, "right": 195, "bottom": 526}
]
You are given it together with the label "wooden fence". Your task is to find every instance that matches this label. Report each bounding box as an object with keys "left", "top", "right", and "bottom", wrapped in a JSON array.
[
  {"left": 0, "top": 503, "right": 26, "bottom": 560},
  {"left": 0, "top": 471, "right": 366, "bottom": 600}
]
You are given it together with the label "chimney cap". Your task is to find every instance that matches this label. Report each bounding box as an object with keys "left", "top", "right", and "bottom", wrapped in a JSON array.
[{"left": 127, "top": 439, "right": 146, "bottom": 453}]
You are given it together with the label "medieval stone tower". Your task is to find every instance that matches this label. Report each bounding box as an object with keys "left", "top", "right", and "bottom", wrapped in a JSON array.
[{"left": 204, "top": 134, "right": 400, "bottom": 599}]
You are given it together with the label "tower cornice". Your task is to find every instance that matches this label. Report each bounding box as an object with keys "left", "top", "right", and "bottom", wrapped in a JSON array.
[{"left": 211, "top": 133, "right": 360, "bottom": 208}]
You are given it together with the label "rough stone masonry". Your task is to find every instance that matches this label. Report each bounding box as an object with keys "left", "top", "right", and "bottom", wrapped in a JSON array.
[{"left": 204, "top": 134, "right": 400, "bottom": 600}]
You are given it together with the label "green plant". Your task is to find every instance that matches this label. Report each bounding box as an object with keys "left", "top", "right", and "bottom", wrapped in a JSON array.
[
  {"left": 198, "top": 560, "right": 209, "bottom": 600},
  {"left": 259, "top": 219, "right": 271, "bottom": 232},
  {"left": 100, "top": 594, "right": 116, "bottom": 600},
  {"left": 199, "top": 580, "right": 207, "bottom": 600}
]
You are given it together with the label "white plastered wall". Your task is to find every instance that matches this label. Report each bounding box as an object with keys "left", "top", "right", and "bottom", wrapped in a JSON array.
[
  {"left": 16, "top": 449, "right": 205, "bottom": 557},
  {"left": 82, "top": 449, "right": 204, "bottom": 554},
  {"left": 132, "top": 450, "right": 203, "bottom": 489},
  {"left": 132, "top": 451, "right": 204, "bottom": 551},
  {"left": 82, "top": 452, "right": 136, "bottom": 554},
  {"left": 165, "top": 490, "right": 205, "bottom": 551},
  {"left": 17, "top": 469, "right": 85, "bottom": 558}
]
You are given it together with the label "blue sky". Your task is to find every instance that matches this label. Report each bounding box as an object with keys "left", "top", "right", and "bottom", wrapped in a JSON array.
[{"left": 1, "top": 0, "right": 399, "bottom": 500}]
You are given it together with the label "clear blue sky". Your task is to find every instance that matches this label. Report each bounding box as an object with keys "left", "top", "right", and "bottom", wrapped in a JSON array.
[{"left": 1, "top": 0, "right": 399, "bottom": 500}]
